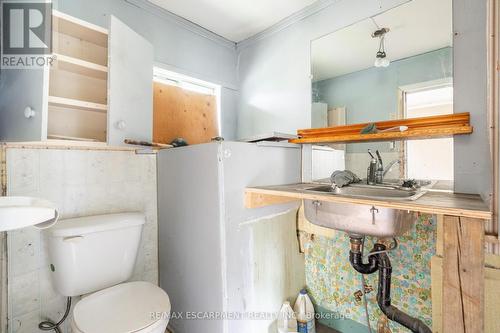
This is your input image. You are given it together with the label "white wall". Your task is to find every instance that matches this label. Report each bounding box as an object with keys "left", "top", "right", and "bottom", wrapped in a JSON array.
[
  {"left": 5, "top": 148, "right": 158, "bottom": 333},
  {"left": 236, "top": 0, "right": 492, "bottom": 197}
]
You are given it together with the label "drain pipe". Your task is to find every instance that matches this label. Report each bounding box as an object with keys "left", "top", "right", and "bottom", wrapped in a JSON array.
[{"left": 348, "top": 237, "right": 432, "bottom": 333}]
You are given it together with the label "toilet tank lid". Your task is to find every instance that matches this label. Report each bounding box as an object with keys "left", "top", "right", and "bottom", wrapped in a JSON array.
[{"left": 48, "top": 213, "right": 145, "bottom": 237}]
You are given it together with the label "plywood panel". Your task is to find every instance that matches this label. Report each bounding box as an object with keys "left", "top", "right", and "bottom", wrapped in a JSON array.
[{"left": 153, "top": 82, "right": 218, "bottom": 145}]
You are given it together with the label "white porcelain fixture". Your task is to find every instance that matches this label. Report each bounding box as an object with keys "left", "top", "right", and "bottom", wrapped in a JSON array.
[
  {"left": 46, "top": 213, "right": 171, "bottom": 333},
  {"left": 0, "top": 196, "right": 58, "bottom": 231},
  {"left": 304, "top": 199, "right": 415, "bottom": 237}
]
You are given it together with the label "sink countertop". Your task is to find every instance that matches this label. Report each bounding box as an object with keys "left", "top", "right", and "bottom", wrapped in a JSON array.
[{"left": 245, "top": 182, "right": 491, "bottom": 220}]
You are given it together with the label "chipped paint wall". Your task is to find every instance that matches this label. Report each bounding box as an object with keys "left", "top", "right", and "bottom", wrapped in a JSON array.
[
  {"left": 304, "top": 215, "right": 436, "bottom": 332},
  {"left": 5, "top": 148, "right": 158, "bottom": 333}
]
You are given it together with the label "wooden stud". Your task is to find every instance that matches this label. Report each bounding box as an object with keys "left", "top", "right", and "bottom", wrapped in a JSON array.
[
  {"left": 244, "top": 191, "right": 299, "bottom": 209},
  {"left": 436, "top": 214, "right": 444, "bottom": 257},
  {"left": 442, "top": 215, "right": 485, "bottom": 333}
]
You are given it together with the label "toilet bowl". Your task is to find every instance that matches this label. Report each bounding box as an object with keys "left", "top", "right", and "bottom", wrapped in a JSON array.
[
  {"left": 46, "top": 213, "right": 171, "bottom": 333},
  {"left": 71, "top": 281, "right": 170, "bottom": 333}
]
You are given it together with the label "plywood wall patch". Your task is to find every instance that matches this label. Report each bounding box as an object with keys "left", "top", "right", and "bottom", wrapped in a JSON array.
[{"left": 153, "top": 82, "right": 218, "bottom": 145}]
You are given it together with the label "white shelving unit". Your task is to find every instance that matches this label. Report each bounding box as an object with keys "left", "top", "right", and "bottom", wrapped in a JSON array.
[{"left": 0, "top": 10, "right": 153, "bottom": 145}]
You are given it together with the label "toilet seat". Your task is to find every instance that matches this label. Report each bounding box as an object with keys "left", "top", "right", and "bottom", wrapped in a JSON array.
[{"left": 72, "top": 281, "right": 171, "bottom": 333}]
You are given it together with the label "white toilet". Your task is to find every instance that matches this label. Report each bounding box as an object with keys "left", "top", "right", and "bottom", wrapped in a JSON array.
[{"left": 46, "top": 213, "right": 171, "bottom": 333}]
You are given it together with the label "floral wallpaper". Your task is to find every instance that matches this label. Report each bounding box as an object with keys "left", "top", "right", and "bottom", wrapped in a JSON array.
[{"left": 304, "top": 214, "right": 436, "bottom": 332}]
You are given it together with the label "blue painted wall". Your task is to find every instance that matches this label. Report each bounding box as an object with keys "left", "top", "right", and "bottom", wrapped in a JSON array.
[{"left": 313, "top": 47, "right": 453, "bottom": 153}]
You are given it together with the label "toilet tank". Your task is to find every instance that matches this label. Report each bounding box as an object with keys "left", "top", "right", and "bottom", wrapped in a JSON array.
[{"left": 46, "top": 213, "right": 145, "bottom": 297}]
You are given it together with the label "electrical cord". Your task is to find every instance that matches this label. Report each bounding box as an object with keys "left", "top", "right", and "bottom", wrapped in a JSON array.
[
  {"left": 364, "top": 237, "right": 398, "bottom": 259},
  {"left": 39, "top": 297, "right": 72, "bottom": 333},
  {"left": 360, "top": 237, "right": 373, "bottom": 333}
]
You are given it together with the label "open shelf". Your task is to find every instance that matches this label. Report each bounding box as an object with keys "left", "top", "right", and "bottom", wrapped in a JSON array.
[
  {"left": 48, "top": 96, "right": 107, "bottom": 113},
  {"left": 53, "top": 10, "right": 108, "bottom": 47},
  {"left": 290, "top": 113, "right": 473, "bottom": 144},
  {"left": 54, "top": 53, "right": 107, "bottom": 80},
  {"left": 52, "top": 10, "right": 108, "bottom": 67},
  {"left": 48, "top": 10, "right": 109, "bottom": 144},
  {"left": 47, "top": 134, "right": 100, "bottom": 142},
  {"left": 47, "top": 104, "right": 107, "bottom": 142}
]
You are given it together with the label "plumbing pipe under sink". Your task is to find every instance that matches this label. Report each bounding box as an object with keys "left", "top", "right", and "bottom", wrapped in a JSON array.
[{"left": 349, "top": 237, "right": 432, "bottom": 333}]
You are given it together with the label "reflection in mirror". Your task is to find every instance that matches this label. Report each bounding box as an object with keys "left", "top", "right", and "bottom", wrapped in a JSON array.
[{"left": 310, "top": 0, "right": 453, "bottom": 183}]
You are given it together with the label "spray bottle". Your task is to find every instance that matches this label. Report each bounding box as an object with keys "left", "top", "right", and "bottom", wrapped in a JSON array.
[{"left": 277, "top": 301, "right": 298, "bottom": 333}]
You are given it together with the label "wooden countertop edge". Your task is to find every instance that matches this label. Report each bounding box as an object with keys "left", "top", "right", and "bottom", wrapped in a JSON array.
[{"left": 244, "top": 186, "right": 492, "bottom": 220}]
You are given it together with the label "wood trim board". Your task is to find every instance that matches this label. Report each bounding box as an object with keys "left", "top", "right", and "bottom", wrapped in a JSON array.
[
  {"left": 290, "top": 113, "right": 472, "bottom": 144},
  {"left": 297, "top": 113, "right": 470, "bottom": 136},
  {"left": 290, "top": 125, "right": 472, "bottom": 144}
]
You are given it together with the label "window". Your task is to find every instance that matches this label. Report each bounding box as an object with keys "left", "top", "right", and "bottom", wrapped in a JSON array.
[{"left": 404, "top": 85, "right": 454, "bottom": 181}]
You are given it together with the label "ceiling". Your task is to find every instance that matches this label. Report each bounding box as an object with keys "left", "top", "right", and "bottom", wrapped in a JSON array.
[
  {"left": 312, "top": 0, "right": 453, "bottom": 82},
  {"left": 147, "top": 0, "right": 318, "bottom": 42}
]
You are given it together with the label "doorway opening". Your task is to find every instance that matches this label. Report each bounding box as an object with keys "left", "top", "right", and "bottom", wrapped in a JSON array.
[{"left": 153, "top": 67, "right": 221, "bottom": 145}]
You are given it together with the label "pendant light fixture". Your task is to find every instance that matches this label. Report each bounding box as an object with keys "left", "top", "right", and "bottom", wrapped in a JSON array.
[{"left": 372, "top": 27, "right": 390, "bottom": 68}]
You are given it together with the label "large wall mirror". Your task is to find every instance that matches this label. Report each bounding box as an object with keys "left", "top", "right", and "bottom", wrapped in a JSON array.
[{"left": 310, "top": 0, "right": 453, "bottom": 183}]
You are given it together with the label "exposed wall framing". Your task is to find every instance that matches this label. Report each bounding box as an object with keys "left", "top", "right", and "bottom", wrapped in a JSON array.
[
  {"left": 487, "top": 0, "right": 500, "bottom": 254},
  {"left": 0, "top": 144, "right": 7, "bottom": 333}
]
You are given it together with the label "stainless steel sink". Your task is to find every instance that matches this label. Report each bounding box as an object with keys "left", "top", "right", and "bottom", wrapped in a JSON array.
[
  {"left": 304, "top": 183, "right": 427, "bottom": 201},
  {"left": 304, "top": 199, "right": 416, "bottom": 237}
]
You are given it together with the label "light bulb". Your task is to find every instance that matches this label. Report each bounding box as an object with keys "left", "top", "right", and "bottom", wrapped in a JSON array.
[
  {"left": 380, "top": 57, "right": 390, "bottom": 67},
  {"left": 374, "top": 55, "right": 390, "bottom": 68}
]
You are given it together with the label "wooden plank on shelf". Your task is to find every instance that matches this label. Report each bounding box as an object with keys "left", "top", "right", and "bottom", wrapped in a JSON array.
[
  {"left": 291, "top": 112, "right": 473, "bottom": 144},
  {"left": 47, "top": 134, "right": 99, "bottom": 142},
  {"left": 442, "top": 215, "right": 484, "bottom": 333},
  {"left": 297, "top": 113, "right": 470, "bottom": 137},
  {"left": 54, "top": 53, "right": 107, "bottom": 80},
  {"left": 53, "top": 10, "right": 108, "bottom": 47},
  {"left": 289, "top": 125, "right": 472, "bottom": 144},
  {"left": 48, "top": 96, "right": 107, "bottom": 113}
]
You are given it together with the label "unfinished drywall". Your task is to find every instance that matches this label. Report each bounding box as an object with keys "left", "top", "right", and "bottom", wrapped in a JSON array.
[
  {"left": 236, "top": 0, "right": 491, "bottom": 198},
  {"left": 5, "top": 148, "right": 158, "bottom": 333}
]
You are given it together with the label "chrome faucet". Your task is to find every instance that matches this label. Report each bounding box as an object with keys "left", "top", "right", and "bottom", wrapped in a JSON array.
[{"left": 367, "top": 149, "right": 401, "bottom": 184}]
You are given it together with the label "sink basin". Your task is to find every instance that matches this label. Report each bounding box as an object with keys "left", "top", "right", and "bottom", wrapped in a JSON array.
[
  {"left": 0, "top": 197, "right": 58, "bottom": 232},
  {"left": 304, "top": 183, "right": 427, "bottom": 201},
  {"left": 304, "top": 199, "right": 415, "bottom": 237}
]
